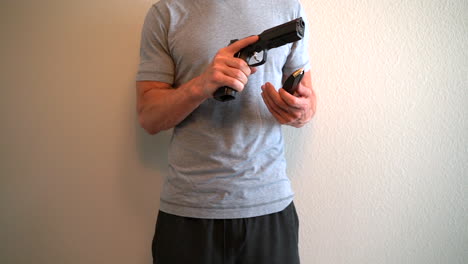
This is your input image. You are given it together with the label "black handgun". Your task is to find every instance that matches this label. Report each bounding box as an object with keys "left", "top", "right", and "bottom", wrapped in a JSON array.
[{"left": 213, "top": 17, "right": 306, "bottom": 102}]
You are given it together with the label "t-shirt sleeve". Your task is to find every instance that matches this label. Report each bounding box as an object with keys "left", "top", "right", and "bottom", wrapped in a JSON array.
[
  {"left": 136, "top": 5, "right": 175, "bottom": 84},
  {"left": 282, "top": 1, "right": 311, "bottom": 76}
]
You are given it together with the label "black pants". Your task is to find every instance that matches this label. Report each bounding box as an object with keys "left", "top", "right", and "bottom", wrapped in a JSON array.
[{"left": 152, "top": 202, "right": 300, "bottom": 264}]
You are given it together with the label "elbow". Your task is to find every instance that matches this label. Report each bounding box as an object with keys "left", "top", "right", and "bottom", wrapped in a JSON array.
[
  {"left": 144, "top": 127, "right": 160, "bottom": 135},
  {"left": 138, "top": 114, "right": 160, "bottom": 135},
  {"left": 137, "top": 104, "right": 174, "bottom": 134}
]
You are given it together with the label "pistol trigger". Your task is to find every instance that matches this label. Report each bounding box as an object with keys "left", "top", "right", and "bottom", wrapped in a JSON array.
[
  {"left": 247, "top": 49, "right": 268, "bottom": 67},
  {"left": 261, "top": 49, "right": 267, "bottom": 64},
  {"left": 253, "top": 52, "right": 261, "bottom": 63}
]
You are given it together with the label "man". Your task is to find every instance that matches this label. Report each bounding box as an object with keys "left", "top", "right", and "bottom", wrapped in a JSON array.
[{"left": 136, "top": 0, "right": 316, "bottom": 263}]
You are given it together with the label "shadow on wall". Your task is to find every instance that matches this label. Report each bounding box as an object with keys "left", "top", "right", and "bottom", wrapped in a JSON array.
[
  {"left": 117, "top": 84, "right": 172, "bottom": 225},
  {"left": 133, "top": 115, "right": 172, "bottom": 211},
  {"left": 136, "top": 126, "right": 172, "bottom": 174}
]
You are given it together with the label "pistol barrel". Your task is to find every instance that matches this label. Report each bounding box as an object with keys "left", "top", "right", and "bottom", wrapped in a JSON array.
[{"left": 259, "top": 17, "right": 305, "bottom": 50}]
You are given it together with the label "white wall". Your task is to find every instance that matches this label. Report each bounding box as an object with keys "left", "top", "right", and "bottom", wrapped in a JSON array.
[
  {"left": 287, "top": 1, "right": 467, "bottom": 263},
  {"left": 1, "top": 0, "right": 466, "bottom": 263}
]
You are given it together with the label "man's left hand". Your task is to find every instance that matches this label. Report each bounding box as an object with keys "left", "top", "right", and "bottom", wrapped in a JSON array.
[{"left": 261, "top": 71, "right": 316, "bottom": 128}]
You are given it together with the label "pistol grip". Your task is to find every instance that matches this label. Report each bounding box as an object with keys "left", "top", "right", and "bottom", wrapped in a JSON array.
[{"left": 213, "top": 86, "right": 237, "bottom": 102}]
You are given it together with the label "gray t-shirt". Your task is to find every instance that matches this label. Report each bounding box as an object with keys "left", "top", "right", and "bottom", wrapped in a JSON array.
[{"left": 137, "top": 0, "right": 310, "bottom": 219}]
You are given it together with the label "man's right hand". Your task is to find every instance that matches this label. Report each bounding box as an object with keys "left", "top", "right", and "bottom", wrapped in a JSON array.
[
  {"left": 196, "top": 35, "right": 259, "bottom": 99},
  {"left": 136, "top": 36, "right": 259, "bottom": 134}
]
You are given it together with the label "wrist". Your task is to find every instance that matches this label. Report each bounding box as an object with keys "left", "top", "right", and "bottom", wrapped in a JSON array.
[
  {"left": 179, "top": 76, "right": 211, "bottom": 102},
  {"left": 188, "top": 76, "right": 213, "bottom": 101}
]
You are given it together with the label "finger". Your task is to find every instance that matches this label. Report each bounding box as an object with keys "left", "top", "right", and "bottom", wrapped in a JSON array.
[
  {"left": 261, "top": 91, "right": 289, "bottom": 124},
  {"left": 263, "top": 82, "right": 292, "bottom": 113},
  {"left": 261, "top": 84, "right": 299, "bottom": 122},
  {"left": 224, "top": 35, "right": 259, "bottom": 54},
  {"left": 221, "top": 67, "right": 248, "bottom": 85},
  {"left": 223, "top": 57, "right": 252, "bottom": 77},
  {"left": 278, "top": 88, "right": 303, "bottom": 109},
  {"left": 294, "top": 83, "right": 312, "bottom": 97},
  {"left": 210, "top": 68, "right": 245, "bottom": 93},
  {"left": 221, "top": 75, "right": 246, "bottom": 92}
]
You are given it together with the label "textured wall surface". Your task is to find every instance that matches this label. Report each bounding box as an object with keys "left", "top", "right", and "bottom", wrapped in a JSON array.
[
  {"left": 285, "top": 1, "right": 467, "bottom": 263},
  {"left": 1, "top": 0, "right": 466, "bottom": 263}
]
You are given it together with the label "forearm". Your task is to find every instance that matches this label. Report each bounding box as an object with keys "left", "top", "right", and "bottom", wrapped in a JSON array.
[
  {"left": 137, "top": 36, "right": 260, "bottom": 135},
  {"left": 137, "top": 77, "right": 207, "bottom": 134}
]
